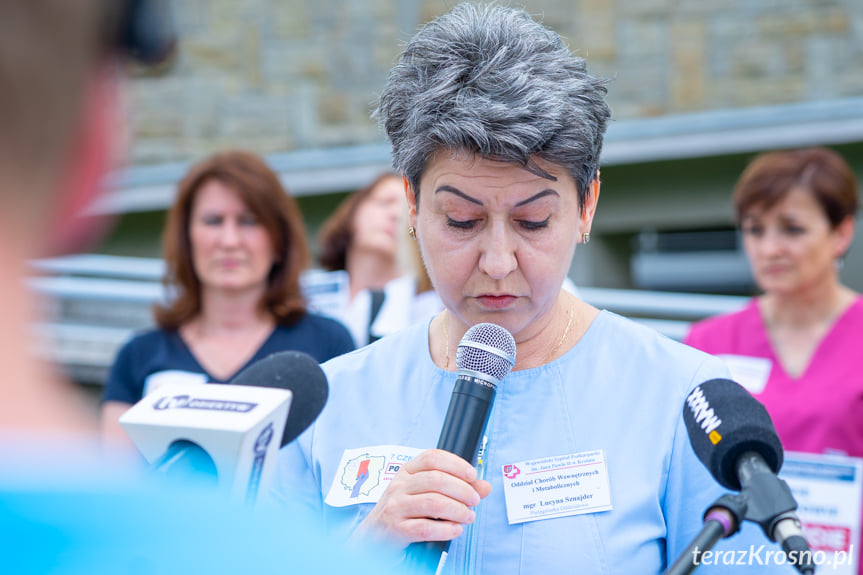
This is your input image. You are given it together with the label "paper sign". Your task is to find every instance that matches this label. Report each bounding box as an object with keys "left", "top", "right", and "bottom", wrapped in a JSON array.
[{"left": 781, "top": 451, "right": 862, "bottom": 574}]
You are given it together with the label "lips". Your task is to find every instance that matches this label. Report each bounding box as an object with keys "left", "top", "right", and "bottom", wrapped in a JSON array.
[
  {"left": 476, "top": 295, "right": 518, "bottom": 309},
  {"left": 217, "top": 259, "right": 243, "bottom": 269}
]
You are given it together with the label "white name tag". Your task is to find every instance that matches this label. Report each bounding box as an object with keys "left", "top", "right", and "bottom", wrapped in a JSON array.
[
  {"left": 717, "top": 354, "right": 772, "bottom": 394},
  {"left": 324, "top": 445, "right": 423, "bottom": 508},
  {"left": 502, "top": 450, "right": 613, "bottom": 525}
]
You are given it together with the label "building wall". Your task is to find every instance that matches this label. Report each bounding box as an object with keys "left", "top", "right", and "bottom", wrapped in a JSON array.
[{"left": 127, "top": 0, "right": 863, "bottom": 164}]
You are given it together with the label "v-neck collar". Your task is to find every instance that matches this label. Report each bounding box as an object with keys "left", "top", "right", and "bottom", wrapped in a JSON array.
[
  {"left": 753, "top": 296, "right": 862, "bottom": 381},
  {"left": 173, "top": 326, "right": 279, "bottom": 383}
]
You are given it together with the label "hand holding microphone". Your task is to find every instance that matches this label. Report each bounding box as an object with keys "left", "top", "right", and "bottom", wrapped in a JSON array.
[
  {"left": 358, "top": 323, "right": 516, "bottom": 571},
  {"left": 354, "top": 448, "right": 492, "bottom": 548}
]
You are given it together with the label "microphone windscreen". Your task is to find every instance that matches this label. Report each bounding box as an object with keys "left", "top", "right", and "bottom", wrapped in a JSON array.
[
  {"left": 682, "top": 378, "right": 783, "bottom": 491},
  {"left": 456, "top": 323, "right": 516, "bottom": 382},
  {"left": 230, "top": 351, "right": 329, "bottom": 447}
]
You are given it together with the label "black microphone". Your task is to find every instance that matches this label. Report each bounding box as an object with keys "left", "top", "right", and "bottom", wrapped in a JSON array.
[
  {"left": 125, "top": 350, "right": 329, "bottom": 503},
  {"left": 682, "top": 378, "right": 814, "bottom": 575},
  {"left": 230, "top": 350, "right": 330, "bottom": 448},
  {"left": 410, "top": 323, "right": 516, "bottom": 573}
]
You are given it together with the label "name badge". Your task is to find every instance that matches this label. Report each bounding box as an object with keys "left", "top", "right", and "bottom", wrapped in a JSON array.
[
  {"left": 324, "top": 445, "right": 422, "bottom": 507},
  {"left": 502, "top": 450, "right": 613, "bottom": 524},
  {"left": 717, "top": 354, "right": 772, "bottom": 394}
]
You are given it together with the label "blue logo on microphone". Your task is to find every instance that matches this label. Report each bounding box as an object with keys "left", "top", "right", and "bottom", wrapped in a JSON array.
[
  {"left": 152, "top": 394, "right": 258, "bottom": 413},
  {"left": 245, "top": 423, "right": 275, "bottom": 504}
]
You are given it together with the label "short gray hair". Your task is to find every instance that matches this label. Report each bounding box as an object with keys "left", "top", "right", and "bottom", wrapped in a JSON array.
[{"left": 375, "top": 2, "right": 611, "bottom": 211}]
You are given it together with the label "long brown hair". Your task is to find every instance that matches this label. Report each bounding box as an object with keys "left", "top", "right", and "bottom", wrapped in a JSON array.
[{"left": 155, "top": 150, "right": 310, "bottom": 329}]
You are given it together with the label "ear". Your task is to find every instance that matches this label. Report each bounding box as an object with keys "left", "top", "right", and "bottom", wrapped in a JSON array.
[
  {"left": 579, "top": 174, "right": 601, "bottom": 234},
  {"left": 404, "top": 176, "right": 418, "bottom": 229},
  {"left": 833, "top": 215, "right": 856, "bottom": 259}
]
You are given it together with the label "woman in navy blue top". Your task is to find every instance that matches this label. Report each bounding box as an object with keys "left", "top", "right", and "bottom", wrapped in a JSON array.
[{"left": 101, "top": 150, "right": 354, "bottom": 443}]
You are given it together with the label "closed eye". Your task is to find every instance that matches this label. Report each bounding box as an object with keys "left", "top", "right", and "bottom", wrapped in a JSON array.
[
  {"left": 741, "top": 225, "right": 763, "bottom": 237},
  {"left": 446, "top": 216, "right": 478, "bottom": 230},
  {"left": 239, "top": 214, "right": 260, "bottom": 226},
  {"left": 518, "top": 216, "right": 551, "bottom": 231}
]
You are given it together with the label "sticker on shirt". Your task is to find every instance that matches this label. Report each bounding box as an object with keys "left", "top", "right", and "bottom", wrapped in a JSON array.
[
  {"left": 324, "top": 445, "right": 423, "bottom": 508},
  {"left": 717, "top": 355, "right": 772, "bottom": 394},
  {"left": 502, "top": 450, "right": 613, "bottom": 525},
  {"left": 143, "top": 370, "right": 208, "bottom": 397}
]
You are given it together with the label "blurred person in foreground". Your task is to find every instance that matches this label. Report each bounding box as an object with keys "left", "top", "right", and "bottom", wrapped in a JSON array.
[
  {"left": 273, "top": 4, "right": 789, "bottom": 573},
  {"left": 0, "top": 0, "right": 133, "bottom": 447},
  {"left": 0, "top": 3, "right": 400, "bottom": 574},
  {"left": 101, "top": 150, "right": 354, "bottom": 445},
  {"left": 685, "top": 147, "right": 861, "bottom": 573},
  {"left": 317, "top": 172, "right": 443, "bottom": 346}
]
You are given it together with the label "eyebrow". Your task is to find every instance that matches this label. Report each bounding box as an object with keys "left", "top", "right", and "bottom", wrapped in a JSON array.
[
  {"left": 515, "top": 189, "right": 558, "bottom": 207},
  {"left": 434, "top": 185, "right": 559, "bottom": 207},
  {"left": 435, "top": 185, "right": 482, "bottom": 205}
]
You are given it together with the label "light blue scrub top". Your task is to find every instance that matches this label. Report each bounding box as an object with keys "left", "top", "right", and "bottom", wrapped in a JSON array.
[{"left": 273, "top": 311, "right": 794, "bottom": 574}]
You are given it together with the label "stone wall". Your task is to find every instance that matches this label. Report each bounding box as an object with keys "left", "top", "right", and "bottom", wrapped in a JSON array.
[{"left": 127, "top": 0, "right": 863, "bottom": 165}]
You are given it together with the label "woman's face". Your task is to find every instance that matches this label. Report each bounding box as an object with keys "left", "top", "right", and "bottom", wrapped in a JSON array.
[
  {"left": 189, "top": 179, "right": 276, "bottom": 295},
  {"left": 741, "top": 186, "right": 851, "bottom": 296},
  {"left": 408, "top": 153, "right": 598, "bottom": 341},
  {"left": 351, "top": 176, "right": 405, "bottom": 259}
]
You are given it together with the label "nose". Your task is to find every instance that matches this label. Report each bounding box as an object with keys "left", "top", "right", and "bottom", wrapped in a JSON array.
[
  {"left": 478, "top": 221, "right": 518, "bottom": 280},
  {"left": 756, "top": 228, "right": 785, "bottom": 257},
  {"left": 217, "top": 220, "right": 241, "bottom": 246}
]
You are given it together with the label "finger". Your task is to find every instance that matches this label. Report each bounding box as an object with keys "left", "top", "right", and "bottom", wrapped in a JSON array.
[
  {"left": 472, "top": 478, "right": 492, "bottom": 499},
  {"left": 402, "top": 468, "right": 482, "bottom": 508},
  {"left": 404, "top": 491, "right": 478, "bottom": 525},
  {"left": 402, "top": 448, "right": 477, "bottom": 482},
  {"left": 400, "top": 517, "right": 465, "bottom": 543},
  {"left": 356, "top": 489, "right": 473, "bottom": 547}
]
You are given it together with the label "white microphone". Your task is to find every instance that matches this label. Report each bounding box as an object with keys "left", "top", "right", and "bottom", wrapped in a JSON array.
[{"left": 120, "top": 351, "right": 328, "bottom": 504}]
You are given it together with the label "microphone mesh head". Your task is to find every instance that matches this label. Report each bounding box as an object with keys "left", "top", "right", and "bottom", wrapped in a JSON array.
[{"left": 456, "top": 323, "right": 517, "bottom": 382}]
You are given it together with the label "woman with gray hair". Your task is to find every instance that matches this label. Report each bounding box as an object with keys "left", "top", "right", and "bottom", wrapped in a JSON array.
[{"left": 274, "top": 4, "right": 782, "bottom": 573}]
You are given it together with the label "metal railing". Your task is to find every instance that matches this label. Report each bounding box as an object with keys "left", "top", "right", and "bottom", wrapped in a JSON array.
[{"left": 28, "top": 254, "right": 750, "bottom": 384}]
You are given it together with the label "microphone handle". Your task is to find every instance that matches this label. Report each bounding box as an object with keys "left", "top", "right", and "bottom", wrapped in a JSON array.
[
  {"left": 776, "top": 517, "right": 815, "bottom": 575},
  {"left": 437, "top": 375, "right": 496, "bottom": 461},
  {"left": 406, "top": 376, "right": 497, "bottom": 572},
  {"left": 664, "top": 518, "right": 728, "bottom": 575}
]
